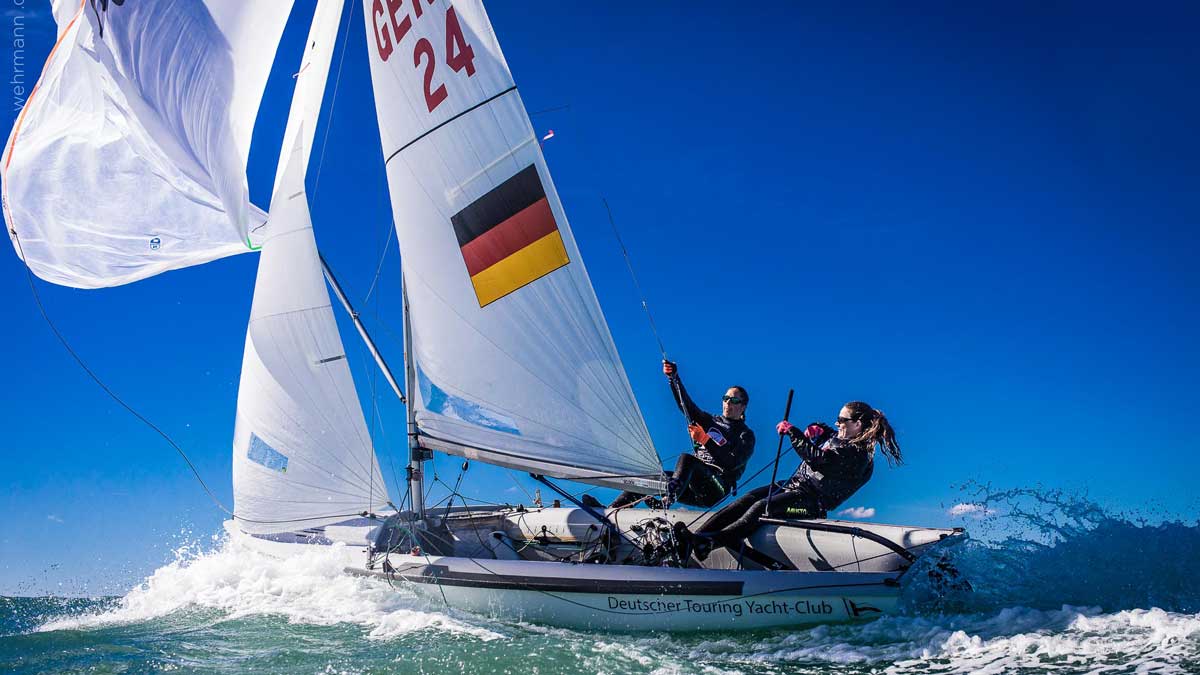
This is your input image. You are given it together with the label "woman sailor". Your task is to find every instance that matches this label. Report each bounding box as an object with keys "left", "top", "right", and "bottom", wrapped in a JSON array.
[{"left": 687, "top": 401, "right": 901, "bottom": 558}]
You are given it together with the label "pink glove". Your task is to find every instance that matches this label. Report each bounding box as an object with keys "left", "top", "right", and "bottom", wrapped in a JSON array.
[
  {"left": 776, "top": 420, "right": 794, "bottom": 435},
  {"left": 804, "top": 422, "right": 835, "bottom": 442}
]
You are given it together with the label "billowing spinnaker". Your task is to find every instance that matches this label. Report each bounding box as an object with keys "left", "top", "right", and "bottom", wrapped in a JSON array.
[
  {"left": 2, "top": 0, "right": 295, "bottom": 288},
  {"left": 232, "top": 135, "right": 390, "bottom": 535},
  {"left": 362, "top": 0, "right": 661, "bottom": 490}
]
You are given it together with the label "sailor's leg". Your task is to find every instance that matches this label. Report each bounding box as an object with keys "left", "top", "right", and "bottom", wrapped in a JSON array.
[
  {"left": 670, "top": 454, "right": 702, "bottom": 491},
  {"left": 676, "top": 462, "right": 729, "bottom": 508},
  {"left": 711, "top": 485, "right": 817, "bottom": 545},
  {"left": 696, "top": 485, "right": 772, "bottom": 536}
]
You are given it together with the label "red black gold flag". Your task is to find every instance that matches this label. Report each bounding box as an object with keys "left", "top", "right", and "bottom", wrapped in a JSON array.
[{"left": 451, "top": 165, "right": 570, "bottom": 307}]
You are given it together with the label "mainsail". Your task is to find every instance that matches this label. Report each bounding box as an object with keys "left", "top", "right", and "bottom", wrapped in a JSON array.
[
  {"left": 2, "top": 0, "right": 294, "bottom": 288},
  {"left": 362, "top": 0, "right": 662, "bottom": 491}
]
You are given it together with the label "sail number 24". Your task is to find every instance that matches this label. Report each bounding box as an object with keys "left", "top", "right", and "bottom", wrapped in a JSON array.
[{"left": 372, "top": 0, "right": 477, "bottom": 113}]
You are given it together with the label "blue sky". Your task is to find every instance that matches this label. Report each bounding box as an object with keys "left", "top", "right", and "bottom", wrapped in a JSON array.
[{"left": 2, "top": 1, "right": 1198, "bottom": 595}]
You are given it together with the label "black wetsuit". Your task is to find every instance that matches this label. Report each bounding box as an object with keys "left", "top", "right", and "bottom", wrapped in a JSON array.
[
  {"left": 611, "top": 374, "right": 756, "bottom": 508},
  {"left": 696, "top": 433, "right": 873, "bottom": 546}
]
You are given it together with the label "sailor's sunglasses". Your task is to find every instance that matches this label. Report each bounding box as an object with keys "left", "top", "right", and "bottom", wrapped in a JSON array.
[
  {"left": 722, "top": 395, "right": 745, "bottom": 404},
  {"left": 837, "top": 416, "right": 860, "bottom": 424}
]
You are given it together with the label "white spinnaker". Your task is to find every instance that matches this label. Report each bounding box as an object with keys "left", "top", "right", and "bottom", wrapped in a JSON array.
[
  {"left": 232, "top": 133, "right": 390, "bottom": 535},
  {"left": 362, "top": 0, "right": 661, "bottom": 490},
  {"left": 2, "top": 0, "right": 294, "bottom": 288}
]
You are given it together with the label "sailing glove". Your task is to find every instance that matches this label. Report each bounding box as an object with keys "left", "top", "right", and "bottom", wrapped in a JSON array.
[
  {"left": 804, "top": 422, "right": 835, "bottom": 445},
  {"left": 776, "top": 420, "right": 794, "bottom": 435},
  {"left": 688, "top": 422, "right": 711, "bottom": 446},
  {"left": 662, "top": 360, "right": 677, "bottom": 377}
]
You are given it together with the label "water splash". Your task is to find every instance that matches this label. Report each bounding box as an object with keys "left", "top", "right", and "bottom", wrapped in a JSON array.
[
  {"left": 35, "top": 534, "right": 502, "bottom": 641},
  {"left": 903, "top": 484, "right": 1200, "bottom": 615}
]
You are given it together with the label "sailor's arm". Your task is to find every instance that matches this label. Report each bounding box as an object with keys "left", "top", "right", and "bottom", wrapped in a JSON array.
[
  {"left": 664, "top": 360, "right": 710, "bottom": 425},
  {"left": 780, "top": 421, "right": 833, "bottom": 463}
]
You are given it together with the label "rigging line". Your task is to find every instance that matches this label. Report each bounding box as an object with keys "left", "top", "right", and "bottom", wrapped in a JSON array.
[
  {"left": 528, "top": 103, "right": 571, "bottom": 116},
  {"left": 362, "top": 222, "right": 394, "bottom": 305},
  {"left": 603, "top": 197, "right": 667, "bottom": 359},
  {"left": 308, "top": 0, "right": 356, "bottom": 204},
  {"left": 366, "top": 345, "right": 377, "bottom": 514},
  {"left": 505, "top": 470, "right": 536, "bottom": 504},
  {"left": 11, "top": 228, "right": 232, "bottom": 518},
  {"left": 371, "top": 386, "right": 405, "bottom": 503}
]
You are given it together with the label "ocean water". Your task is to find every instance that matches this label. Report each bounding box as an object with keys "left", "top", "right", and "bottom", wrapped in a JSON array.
[{"left": 3, "top": 489, "right": 1199, "bottom": 674}]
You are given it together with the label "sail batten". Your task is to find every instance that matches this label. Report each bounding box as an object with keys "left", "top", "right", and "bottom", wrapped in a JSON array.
[{"left": 363, "top": 0, "right": 661, "bottom": 487}]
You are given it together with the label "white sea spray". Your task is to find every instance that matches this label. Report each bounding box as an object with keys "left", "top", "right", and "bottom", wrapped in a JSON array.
[{"left": 36, "top": 536, "right": 502, "bottom": 641}]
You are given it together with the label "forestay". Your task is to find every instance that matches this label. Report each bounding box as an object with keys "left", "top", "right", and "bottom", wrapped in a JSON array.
[
  {"left": 362, "top": 0, "right": 662, "bottom": 491},
  {"left": 2, "top": 0, "right": 293, "bottom": 288}
]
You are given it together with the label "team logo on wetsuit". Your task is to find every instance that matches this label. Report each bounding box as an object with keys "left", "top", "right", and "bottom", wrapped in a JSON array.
[{"left": 707, "top": 428, "right": 727, "bottom": 446}]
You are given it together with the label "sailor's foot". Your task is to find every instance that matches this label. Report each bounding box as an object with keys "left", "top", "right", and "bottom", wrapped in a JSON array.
[
  {"left": 692, "top": 537, "right": 714, "bottom": 561},
  {"left": 580, "top": 494, "right": 603, "bottom": 509},
  {"left": 671, "top": 521, "right": 694, "bottom": 563}
]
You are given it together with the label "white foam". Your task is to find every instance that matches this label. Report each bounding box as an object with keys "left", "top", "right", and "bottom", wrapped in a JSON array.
[
  {"left": 37, "top": 536, "right": 503, "bottom": 641},
  {"left": 594, "top": 607, "right": 1200, "bottom": 673}
]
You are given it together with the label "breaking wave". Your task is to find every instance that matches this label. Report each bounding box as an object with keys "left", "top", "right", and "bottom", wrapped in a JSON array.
[{"left": 902, "top": 485, "right": 1200, "bottom": 616}]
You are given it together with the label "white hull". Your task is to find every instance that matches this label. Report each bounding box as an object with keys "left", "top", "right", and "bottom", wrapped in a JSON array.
[
  {"left": 226, "top": 506, "right": 961, "bottom": 632},
  {"left": 353, "top": 555, "right": 899, "bottom": 630}
]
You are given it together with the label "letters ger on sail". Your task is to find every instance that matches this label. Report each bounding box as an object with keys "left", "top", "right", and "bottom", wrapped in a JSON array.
[
  {"left": 363, "top": 0, "right": 662, "bottom": 490},
  {"left": 2, "top": 0, "right": 294, "bottom": 288}
]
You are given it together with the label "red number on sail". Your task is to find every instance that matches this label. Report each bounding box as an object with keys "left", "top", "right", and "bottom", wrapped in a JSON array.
[
  {"left": 445, "top": 7, "right": 476, "bottom": 76},
  {"left": 414, "top": 38, "right": 448, "bottom": 112}
]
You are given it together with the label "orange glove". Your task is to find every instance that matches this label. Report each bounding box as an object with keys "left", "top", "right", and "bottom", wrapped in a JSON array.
[
  {"left": 688, "top": 422, "right": 711, "bottom": 446},
  {"left": 663, "top": 360, "right": 678, "bottom": 377}
]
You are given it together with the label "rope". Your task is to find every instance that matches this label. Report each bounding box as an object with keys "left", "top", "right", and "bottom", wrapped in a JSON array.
[
  {"left": 12, "top": 229, "right": 231, "bottom": 516},
  {"left": 602, "top": 197, "right": 667, "bottom": 359}
]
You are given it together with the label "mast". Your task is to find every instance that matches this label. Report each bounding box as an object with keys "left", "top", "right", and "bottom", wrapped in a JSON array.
[{"left": 402, "top": 275, "right": 428, "bottom": 518}]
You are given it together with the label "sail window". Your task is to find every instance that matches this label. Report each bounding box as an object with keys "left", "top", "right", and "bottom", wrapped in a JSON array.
[
  {"left": 247, "top": 434, "right": 289, "bottom": 473},
  {"left": 417, "top": 365, "right": 520, "bottom": 436}
]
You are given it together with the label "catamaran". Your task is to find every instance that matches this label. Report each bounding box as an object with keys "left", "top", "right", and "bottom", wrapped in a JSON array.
[{"left": 3, "top": 0, "right": 963, "bottom": 631}]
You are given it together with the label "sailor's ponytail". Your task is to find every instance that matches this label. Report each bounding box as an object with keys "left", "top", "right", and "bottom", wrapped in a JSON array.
[{"left": 843, "top": 401, "right": 902, "bottom": 466}]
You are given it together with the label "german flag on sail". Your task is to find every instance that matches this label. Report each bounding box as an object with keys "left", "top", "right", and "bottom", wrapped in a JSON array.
[{"left": 451, "top": 165, "right": 570, "bottom": 307}]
